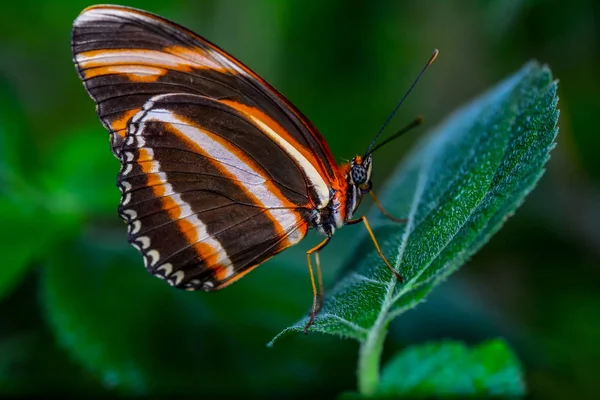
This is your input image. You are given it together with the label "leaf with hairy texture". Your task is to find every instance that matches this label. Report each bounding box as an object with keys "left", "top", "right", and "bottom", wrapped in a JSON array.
[{"left": 270, "top": 62, "right": 558, "bottom": 345}]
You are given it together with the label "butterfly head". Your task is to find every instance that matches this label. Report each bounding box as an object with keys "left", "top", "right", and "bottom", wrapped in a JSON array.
[
  {"left": 339, "top": 154, "right": 373, "bottom": 222},
  {"left": 348, "top": 154, "right": 373, "bottom": 191}
]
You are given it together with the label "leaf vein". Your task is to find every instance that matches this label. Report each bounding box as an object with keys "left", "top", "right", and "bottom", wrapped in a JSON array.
[
  {"left": 318, "top": 313, "right": 368, "bottom": 334},
  {"left": 350, "top": 273, "right": 386, "bottom": 286}
]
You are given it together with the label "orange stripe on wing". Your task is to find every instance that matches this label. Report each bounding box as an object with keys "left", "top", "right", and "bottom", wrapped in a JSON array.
[
  {"left": 221, "top": 100, "right": 324, "bottom": 175},
  {"left": 110, "top": 108, "right": 141, "bottom": 138},
  {"left": 146, "top": 172, "right": 164, "bottom": 187},
  {"left": 163, "top": 45, "right": 236, "bottom": 73},
  {"left": 136, "top": 148, "right": 231, "bottom": 274},
  {"left": 77, "top": 46, "right": 236, "bottom": 78},
  {"left": 83, "top": 65, "right": 167, "bottom": 82},
  {"left": 214, "top": 221, "right": 309, "bottom": 289},
  {"left": 162, "top": 117, "right": 304, "bottom": 247},
  {"left": 214, "top": 263, "right": 262, "bottom": 290},
  {"left": 220, "top": 100, "right": 332, "bottom": 207}
]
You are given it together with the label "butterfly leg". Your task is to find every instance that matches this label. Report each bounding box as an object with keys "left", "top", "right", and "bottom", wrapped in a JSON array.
[
  {"left": 369, "top": 190, "right": 407, "bottom": 223},
  {"left": 347, "top": 216, "right": 404, "bottom": 282},
  {"left": 304, "top": 237, "right": 331, "bottom": 334},
  {"left": 315, "top": 251, "right": 325, "bottom": 311}
]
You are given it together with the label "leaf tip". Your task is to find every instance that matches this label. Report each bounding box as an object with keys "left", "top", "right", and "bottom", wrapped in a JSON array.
[{"left": 267, "top": 326, "right": 303, "bottom": 347}]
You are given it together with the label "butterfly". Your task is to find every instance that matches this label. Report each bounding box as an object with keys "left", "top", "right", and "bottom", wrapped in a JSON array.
[{"left": 71, "top": 4, "right": 437, "bottom": 331}]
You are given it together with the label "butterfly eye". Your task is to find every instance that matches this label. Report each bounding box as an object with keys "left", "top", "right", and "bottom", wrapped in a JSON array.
[{"left": 351, "top": 165, "right": 368, "bottom": 185}]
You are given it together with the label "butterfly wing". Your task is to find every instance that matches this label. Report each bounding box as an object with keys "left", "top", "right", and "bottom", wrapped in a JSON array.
[
  {"left": 119, "top": 93, "right": 312, "bottom": 289},
  {"left": 71, "top": 4, "right": 340, "bottom": 207},
  {"left": 71, "top": 5, "right": 343, "bottom": 290}
]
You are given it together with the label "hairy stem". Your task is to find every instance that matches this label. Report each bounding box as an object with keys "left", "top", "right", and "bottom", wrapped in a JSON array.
[{"left": 357, "top": 320, "right": 388, "bottom": 395}]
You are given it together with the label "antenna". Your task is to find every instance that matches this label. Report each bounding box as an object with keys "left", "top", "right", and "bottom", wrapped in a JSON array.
[
  {"left": 363, "top": 49, "right": 438, "bottom": 157},
  {"left": 365, "top": 116, "right": 423, "bottom": 157}
]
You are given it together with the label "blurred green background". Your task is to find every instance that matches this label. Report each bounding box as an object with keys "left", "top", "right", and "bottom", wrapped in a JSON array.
[{"left": 0, "top": 0, "right": 598, "bottom": 397}]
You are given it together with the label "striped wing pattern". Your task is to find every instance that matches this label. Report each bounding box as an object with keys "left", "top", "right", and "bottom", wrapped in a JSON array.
[
  {"left": 120, "top": 94, "right": 311, "bottom": 289},
  {"left": 71, "top": 5, "right": 343, "bottom": 290},
  {"left": 71, "top": 5, "right": 338, "bottom": 202}
]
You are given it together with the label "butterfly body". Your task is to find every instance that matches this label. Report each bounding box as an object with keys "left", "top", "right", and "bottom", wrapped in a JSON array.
[{"left": 313, "top": 155, "right": 374, "bottom": 238}]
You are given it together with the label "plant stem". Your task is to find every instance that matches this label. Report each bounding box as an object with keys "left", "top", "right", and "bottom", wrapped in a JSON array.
[{"left": 357, "top": 320, "right": 388, "bottom": 395}]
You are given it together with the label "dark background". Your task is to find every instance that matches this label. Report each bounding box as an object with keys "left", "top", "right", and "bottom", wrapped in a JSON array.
[{"left": 1, "top": 0, "right": 598, "bottom": 398}]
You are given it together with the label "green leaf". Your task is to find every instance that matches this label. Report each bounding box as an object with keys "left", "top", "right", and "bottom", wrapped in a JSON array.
[
  {"left": 337, "top": 340, "right": 524, "bottom": 399},
  {"left": 270, "top": 62, "right": 558, "bottom": 392},
  {"left": 378, "top": 340, "right": 525, "bottom": 397}
]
